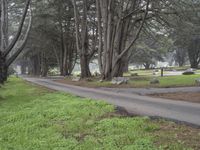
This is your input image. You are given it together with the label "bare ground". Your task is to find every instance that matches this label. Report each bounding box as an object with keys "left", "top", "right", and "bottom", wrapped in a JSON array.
[
  {"left": 106, "top": 108, "right": 200, "bottom": 150},
  {"left": 153, "top": 119, "right": 200, "bottom": 150},
  {"left": 150, "top": 92, "right": 200, "bottom": 103}
]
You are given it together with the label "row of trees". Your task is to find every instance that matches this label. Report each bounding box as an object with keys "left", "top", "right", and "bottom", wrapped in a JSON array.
[
  {"left": 1, "top": 0, "right": 200, "bottom": 83},
  {"left": 21, "top": 0, "right": 177, "bottom": 79},
  {"left": 171, "top": 2, "right": 200, "bottom": 68}
]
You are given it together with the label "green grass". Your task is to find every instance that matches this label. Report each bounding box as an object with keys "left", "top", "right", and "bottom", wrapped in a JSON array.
[
  {"left": 129, "top": 74, "right": 200, "bottom": 88},
  {"left": 85, "top": 74, "right": 200, "bottom": 88},
  {"left": 0, "top": 78, "right": 199, "bottom": 150},
  {"left": 124, "top": 70, "right": 155, "bottom": 76},
  {"left": 64, "top": 68, "right": 200, "bottom": 88}
]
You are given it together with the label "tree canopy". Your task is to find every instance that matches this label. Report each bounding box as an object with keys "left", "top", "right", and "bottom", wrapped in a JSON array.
[{"left": 1, "top": 0, "right": 200, "bottom": 82}]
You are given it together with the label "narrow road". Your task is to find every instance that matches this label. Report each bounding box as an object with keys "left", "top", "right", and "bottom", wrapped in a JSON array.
[
  {"left": 24, "top": 77, "right": 200, "bottom": 127},
  {"left": 100, "top": 87, "right": 200, "bottom": 95}
]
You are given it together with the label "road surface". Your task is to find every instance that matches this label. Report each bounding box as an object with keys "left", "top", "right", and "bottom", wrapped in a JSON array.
[
  {"left": 24, "top": 77, "right": 200, "bottom": 127},
  {"left": 100, "top": 87, "right": 200, "bottom": 95}
]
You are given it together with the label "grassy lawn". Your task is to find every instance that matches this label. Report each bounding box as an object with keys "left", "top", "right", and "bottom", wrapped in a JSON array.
[
  {"left": 0, "top": 78, "right": 200, "bottom": 150},
  {"left": 128, "top": 74, "right": 200, "bottom": 88},
  {"left": 61, "top": 73, "right": 200, "bottom": 88}
]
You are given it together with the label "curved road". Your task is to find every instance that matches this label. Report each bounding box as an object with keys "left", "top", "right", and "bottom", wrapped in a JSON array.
[
  {"left": 100, "top": 86, "right": 200, "bottom": 95},
  {"left": 24, "top": 77, "right": 200, "bottom": 127}
]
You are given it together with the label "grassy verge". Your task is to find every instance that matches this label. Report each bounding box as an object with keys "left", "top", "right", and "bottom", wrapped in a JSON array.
[
  {"left": 129, "top": 74, "right": 200, "bottom": 88},
  {"left": 0, "top": 78, "right": 200, "bottom": 150},
  {"left": 60, "top": 74, "right": 200, "bottom": 88}
]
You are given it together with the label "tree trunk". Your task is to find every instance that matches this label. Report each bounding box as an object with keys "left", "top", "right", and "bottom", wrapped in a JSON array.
[
  {"left": 123, "top": 60, "right": 129, "bottom": 73},
  {"left": 188, "top": 39, "right": 200, "bottom": 69},
  {"left": 2, "top": 65, "right": 8, "bottom": 82},
  {"left": 21, "top": 63, "right": 27, "bottom": 74},
  {"left": 96, "top": 0, "right": 103, "bottom": 74},
  {"left": 0, "top": 52, "right": 5, "bottom": 84},
  {"left": 1, "top": 0, "right": 8, "bottom": 52},
  {"left": 60, "top": 23, "right": 65, "bottom": 76},
  {"left": 188, "top": 52, "right": 199, "bottom": 69},
  {"left": 80, "top": 0, "right": 91, "bottom": 78},
  {"left": 41, "top": 52, "right": 48, "bottom": 77},
  {"left": 190, "top": 61, "right": 199, "bottom": 69},
  {"left": 144, "top": 63, "right": 150, "bottom": 69},
  {"left": 0, "top": 0, "right": 31, "bottom": 84},
  {"left": 0, "top": 0, "right": 8, "bottom": 84},
  {"left": 30, "top": 54, "right": 41, "bottom": 76},
  {"left": 99, "top": 0, "right": 150, "bottom": 80},
  {"left": 72, "top": 0, "right": 91, "bottom": 78}
]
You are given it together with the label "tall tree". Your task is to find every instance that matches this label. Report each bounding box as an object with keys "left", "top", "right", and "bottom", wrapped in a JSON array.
[
  {"left": 18, "top": 0, "right": 77, "bottom": 77},
  {"left": 0, "top": 0, "right": 31, "bottom": 84},
  {"left": 72, "top": 0, "right": 97, "bottom": 78},
  {"left": 95, "top": 0, "right": 150, "bottom": 79}
]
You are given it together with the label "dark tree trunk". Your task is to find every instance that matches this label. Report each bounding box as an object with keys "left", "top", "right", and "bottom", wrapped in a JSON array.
[
  {"left": 190, "top": 62, "right": 199, "bottom": 69},
  {"left": 0, "top": 0, "right": 31, "bottom": 84},
  {"left": 0, "top": 52, "right": 3, "bottom": 84},
  {"left": 111, "top": 59, "right": 125, "bottom": 78},
  {"left": 188, "top": 52, "right": 199, "bottom": 69},
  {"left": 41, "top": 52, "right": 48, "bottom": 77},
  {"left": 2, "top": 66, "right": 8, "bottom": 82},
  {"left": 178, "top": 61, "right": 184, "bottom": 67},
  {"left": 60, "top": 32, "right": 65, "bottom": 76},
  {"left": 31, "top": 55, "right": 41, "bottom": 76},
  {"left": 21, "top": 63, "right": 27, "bottom": 74},
  {"left": 73, "top": 0, "right": 92, "bottom": 78},
  {"left": 123, "top": 59, "right": 129, "bottom": 73},
  {"left": 100, "top": 0, "right": 149, "bottom": 80},
  {"left": 188, "top": 39, "right": 200, "bottom": 69},
  {"left": 143, "top": 63, "right": 150, "bottom": 69},
  {"left": 0, "top": 51, "right": 8, "bottom": 84},
  {"left": 80, "top": 54, "right": 91, "bottom": 78}
]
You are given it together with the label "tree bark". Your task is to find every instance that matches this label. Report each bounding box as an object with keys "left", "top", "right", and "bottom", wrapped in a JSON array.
[
  {"left": 98, "top": 0, "right": 150, "bottom": 80},
  {"left": 72, "top": 0, "right": 91, "bottom": 78},
  {"left": 41, "top": 52, "right": 48, "bottom": 77},
  {"left": 0, "top": 0, "right": 8, "bottom": 84},
  {"left": 6, "top": 14, "right": 32, "bottom": 67},
  {"left": 0, "top": 0, "right": 31, "bottom": 84},
  {"left": 1, "top": 0, "right": 8, "bottom": 52},
  {"left": 96, "top": 0, "right": 103, "bottom": 74},
  {"left": 0, "top": 51, "right": 5, "bottom": 84},
  {"left": 3, "top": 0, "right": 31, "bottom": 57}
]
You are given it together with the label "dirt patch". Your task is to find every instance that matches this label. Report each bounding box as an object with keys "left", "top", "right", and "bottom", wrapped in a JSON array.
[
  {"left": 153, "top": 120, "right": 200, "bottom": 150},
  {"left": 150, "top": 92, "right": 200, "bottom": 103},
  {"left": 100, "top": 108, "right": 200, "bottom": 149},
  {"left": 115, "top": 107, "right": 200, "bottom": 149},
  {"left": 102, "top": 108, "right": 200, "bottom": 149},
  {"left": 99, "top": 106, "right": 137, "bottom": 120}
]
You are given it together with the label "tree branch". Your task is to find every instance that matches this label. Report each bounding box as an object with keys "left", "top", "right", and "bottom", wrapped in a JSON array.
[
  {"left": 6, "top": 12, "right": 32, "bottom": 67},
  {"left": 3, "top": 0, "right": 31, "bottom": 57},
  {"left": 114, "top": 0, "right": 150, "bottom": 66}
]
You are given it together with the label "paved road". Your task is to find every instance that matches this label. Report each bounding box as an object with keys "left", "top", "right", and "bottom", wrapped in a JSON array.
[
  {"left": 24, "top": 77, "right": 200, "bottom": 127},
  {"left": 100, "top": 87, "right": 200, "bottom": 95}
]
